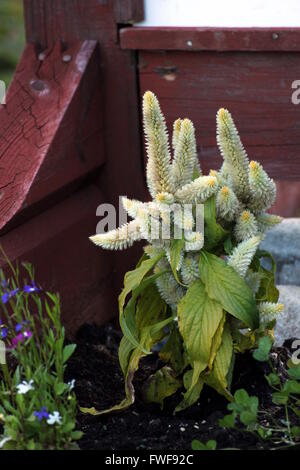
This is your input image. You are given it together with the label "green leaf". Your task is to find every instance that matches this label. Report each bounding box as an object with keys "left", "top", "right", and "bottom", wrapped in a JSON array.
[
  {"left": 178, "top": 280, "right": 224, "bottom": 370},
  {"left": 283, "top": 380, "right": 300, "bottom": 395},
  {"left": 253, "top": 336, "right": 272, "bottom": 362},
  {"left": 224, "top": 236, "right": 234, "bottom": 255},
  {"left": 176, "top": 280, "right": 224, "bottom": 412},
  {"left": 199, "top": 251, "right": 259, "bottom": 329},
  {"left": 83, "top": 284, "right": 171, "bottom": 415},
  {"left": 192, "top": 439, "right": 217, "bottom": 451},
  {"left": 120, "top": 272, "right": 165, "bottom": 354},
  {"left": 272, "top": 392, "right": 289, "bottom": 405},
  {"left": 159, "top": 324, "right": 186, "bottom": 375},
  {"left": 252, "top": 251, "right": 279, "bottom": 303},
  {"left": 169, "top": 237, "right": 184, "bottom": 283},
  {"left": 291, "top": 426, "right": 300, "bottom": 438},
  {"left": 204, "top": 196, "right": 228, "bottom": 251},
  {"left": 219, "top": 412, "right": 236, "bottom": 429},
  {"left": 240, "top": 410, "right": 257, "bottom": 426},
  {"left": 265, "top": 372, "right": 280, "bottom": 387},
  {"left": 228, "top": 389, "right": 258, "bottom": 425},
  {"left": 119, "top": 252, "right": 165, "bottom": 353},
  {"left": 175, "top": 368, "right": 204, "bottom": 413},
  {"left": 70, "top": 431, "right": 83, "bottom": 440},
  {"left": 143, "top": 366, "right": 181, "bottom": 408},
  {"left": 205, "top": 322, "right": 233, "bottom": 401},
  {"left": 62, "top": 344, "right": 76, "bottom": 364},
  {"left": 288, "top": 364, "right": 300, "bottom": 380},
  {"left": 119, "top": 253, "right": 163, "bottom": 314},
  {"left": 54, "top": 382, "right": 67, "bottom": 396}
]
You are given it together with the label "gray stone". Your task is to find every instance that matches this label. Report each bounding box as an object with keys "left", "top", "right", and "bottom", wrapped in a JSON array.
[
  {"left": 274, "top": 285, "right": 300, "bottom": 346},
  {"left": 261, "top": 218, "right": 300, "bottom": 286}
]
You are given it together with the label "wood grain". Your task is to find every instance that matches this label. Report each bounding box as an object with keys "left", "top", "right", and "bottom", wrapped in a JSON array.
[
  {"left": 0, "top": 40, "right": 104, "bottom": 230},
  {"left": 139, "top": 50, "right": 300, "bottom": 179},
  {"left": 114, "top": 0, "right": 144, "bottom": 24},
  {"left": 121, "top": 27, "right": 300, "bottom": 51}
]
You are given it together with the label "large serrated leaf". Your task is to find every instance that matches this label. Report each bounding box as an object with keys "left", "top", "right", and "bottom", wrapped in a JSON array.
[
  {"left": 178, "top": 280, "right": 224, "bottom": 369},
  {"left": 205, "top": 322, "right": 234, "bottom": 401},
  {"left": 199, "top": 251, "right": 259, "bottom": 329},
  {"left": 175, "top": 280, "right": 223, "bottom": 412}
]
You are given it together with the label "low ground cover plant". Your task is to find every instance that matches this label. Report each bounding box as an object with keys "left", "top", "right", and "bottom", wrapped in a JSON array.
[
  {"left": 192, "top": 337, "right": 300, "bottom": 450},
  {"left": 0, "top": 257, "right": 81, "bottom": 449},
  {"left": 87, "top": 91, "right": 284, "bottom": 414}
]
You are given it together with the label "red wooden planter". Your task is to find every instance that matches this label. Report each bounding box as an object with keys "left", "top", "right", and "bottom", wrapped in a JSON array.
[{"left": 0, "top": 1, "right": 299, "bottom": 333}]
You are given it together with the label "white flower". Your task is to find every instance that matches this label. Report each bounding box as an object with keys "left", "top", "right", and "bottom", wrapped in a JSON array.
[
  {"left": 0, "top": 436, "right": 11, "bottom": 448},
  {"left": 68, "top": 379, "right": 75, "bottom": 390},
  {"left": 47, "top": 411, "right": 62, "bottom": 425},
  {"left": 16, "top": 379, "right": 34, "bottom": 395}
]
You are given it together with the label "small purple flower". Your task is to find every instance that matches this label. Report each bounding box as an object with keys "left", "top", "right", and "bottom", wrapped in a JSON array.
[
  {"left": 11, "top": 330, "right": 32, "bottom": 348},
  {"left": 1, "top": 288, "right": 19, "bottom": 305},
  {"left": 23, "top": 330, "right": 32, "bottom": 339},
  {"left": 15, "top": 323, "right": 22, "bottom": 333},
  {"left": 34, "top": 407, "right": 49, "bottom": 422},
  {"left": 1, "top": 280, "right": 8, "bottom": 288},
  {"left": 1, "top": 328, "right": 8, "bottom": 339},
  {"left": 23, "top": 282, "right": 41, "bottom": 294}
]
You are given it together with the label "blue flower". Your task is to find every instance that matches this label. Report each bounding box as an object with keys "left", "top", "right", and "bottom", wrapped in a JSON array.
[
  {"left": 34, "top": 407, "right": 49, "bottom": 422},
  {"left": 1, "top": 328, "right": 8, "bottom": 339},
  {"left": 15, "top": 323, "right": 22, "bottom": 333},
  {"left": 23, "top": 282, "right": 41, "bottom": 294},
  {"left": 1, "top": 288, "right": 19, "bottom": 305}
]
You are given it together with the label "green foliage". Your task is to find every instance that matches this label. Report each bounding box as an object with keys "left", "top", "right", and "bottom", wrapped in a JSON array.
[
  {"left": 88, "top": 92, "right": 284, "bottom": 414},
  {"left": 253, "top": 336, "right": 272, "bottom": 362},
  {"left": 0, "top": 0, "right": 25, "bottom": 84},
  {"left": 0, "top": 261, "right": 80, "bottom": 450},
  {"left": 216, "top": 345, "right": 300, "bottom": 449},
  {"left": 192, "top": 439, "right": 216, "bottom": 450}
]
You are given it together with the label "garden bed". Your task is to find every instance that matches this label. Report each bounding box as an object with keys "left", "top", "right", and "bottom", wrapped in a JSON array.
[{"left": 67, "top": 324, "right": 296, "bottom": 451}]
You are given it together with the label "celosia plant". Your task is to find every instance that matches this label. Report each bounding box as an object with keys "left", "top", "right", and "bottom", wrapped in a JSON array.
[
  {"left": 0, "top": 260, "right": 81, "bottom": 449},
  {"left": 88, "top": 92, "right": 284, "bottom": 413}
]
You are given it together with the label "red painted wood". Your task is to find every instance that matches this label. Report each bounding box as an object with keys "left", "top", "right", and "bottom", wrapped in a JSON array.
[
  {"left": 114, "top": 0, "right": 144, "bottom": 24},
  {"left": 121, "top": 27, "right": 300, "bottom": 52},
  {"left": 0, "top": 185, "right": 114, "bottom": 335},
  {"left": 138, "top": 50, "right": 300, "bottom": 180},
  {"left": 0, "top": 0, "right": 147, "bottom": 331},
  {"left": 0, "top": 40, "right": 104, "bottom": 231}
]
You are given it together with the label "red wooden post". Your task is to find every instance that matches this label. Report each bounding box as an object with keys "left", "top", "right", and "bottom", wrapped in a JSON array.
[{"left": 0, "top": 0, "right": 146, "bottom": 334}]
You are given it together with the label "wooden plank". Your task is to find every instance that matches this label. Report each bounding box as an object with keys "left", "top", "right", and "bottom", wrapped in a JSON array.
[
  {"left": 121, "top": 27, "right": 300, "bottom": 52},
  {"left": 0, "top": 40, "right": 104, "bottom": 231},
  {"left": 0, "top": 185, "right": 114, "bottom": 335},
  {"left": 114, "top": 0, "right": 144, "bottom": 24},
  {"left": 138, "top": 50, "right": 300, "bottom": 180}
]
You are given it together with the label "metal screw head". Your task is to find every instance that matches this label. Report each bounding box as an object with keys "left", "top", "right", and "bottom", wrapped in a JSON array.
[
  {"left": 186, "top": 40, "right": 193, "bottom": 47},
  {"left": 38, "top": 52, "right": 46, "bottom": 61},
  {"left": 62, "top": 54, "right": 72, "bottom": 63},
  {"left": 30, "top": 79, "right": 46, "bottom": 91},
  {"left": 272, "top": 32, "right": 279, "bottom": 40}
]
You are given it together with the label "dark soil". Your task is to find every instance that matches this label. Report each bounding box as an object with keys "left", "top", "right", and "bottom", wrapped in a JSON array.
[{"left": 66, "top": 324, "right": 296, "bottom": 451}]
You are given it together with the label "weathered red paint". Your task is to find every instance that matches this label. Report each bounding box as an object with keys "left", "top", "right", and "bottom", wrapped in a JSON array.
[
  {"left": 121, "top": 27, "right": 300, "bottom": 52},
  {"left": 0, "top": 40, "right": 104, "bottom": 231},
  {"left": 0, "top": 0, "right": 146, "bottom": 333},
  {"left": 138, "top": 50, "right": 300, "bottom": 184}
]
